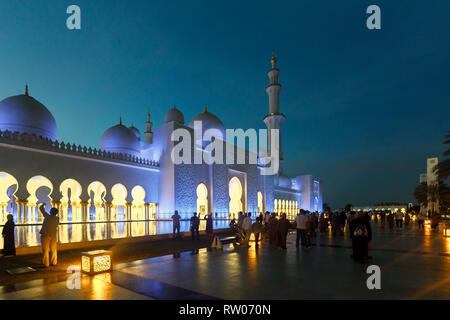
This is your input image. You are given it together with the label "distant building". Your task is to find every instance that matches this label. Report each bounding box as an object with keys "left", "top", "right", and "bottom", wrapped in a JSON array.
[
  {"left": 419, "top": 157, "right": 439, "bottom": 215},
  {"left": 352, "top": 203, "right": 409, "bottom": 213}
]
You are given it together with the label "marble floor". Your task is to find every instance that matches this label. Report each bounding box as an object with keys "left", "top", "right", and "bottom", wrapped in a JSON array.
[{"left": 1, "top": 222, "right": 449, "bottom": 300}]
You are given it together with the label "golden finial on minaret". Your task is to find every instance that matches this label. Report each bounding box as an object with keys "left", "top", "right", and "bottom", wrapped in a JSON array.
[
  {"left": 204, "top": 104, "right": 207, "bottom": 112},
  {"left": 271, "top": 49, "right": 277, "bottom": 69},
  {"left": 147, "top": 110, "right": 151, "bottom": 121},
  {"left": 25, "top": 84, "right": 29, "bottom": 96}
]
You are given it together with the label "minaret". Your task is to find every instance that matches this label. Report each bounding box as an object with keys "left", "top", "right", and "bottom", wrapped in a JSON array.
[
  {"left": 145, "top": 111, "right": 153, "bottom": 144},
  {"left": 263, "top": 49, "right": 285, "bottom": 168}
]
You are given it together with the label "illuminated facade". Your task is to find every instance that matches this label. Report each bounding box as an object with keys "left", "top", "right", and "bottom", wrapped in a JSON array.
[{"left": 0, "top": 53, "right": 322, "bottom": 228}]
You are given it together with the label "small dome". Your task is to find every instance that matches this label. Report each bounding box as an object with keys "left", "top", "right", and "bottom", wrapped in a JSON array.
[
  {"left": 165, "top": 107, "right": 184, "bottom": 124},
  {"left": 278, "top": 173, "right": 292, "bottom": 188},
  {"left": 100, "top": 124, "right": 141, "bottom": 157},
  {"left": 0, "top": 94, "right": 58, "bottom": 140},
  {"left": 189, "top": 107, "right": 225, "bottom": 139},
  {"left": 129, "top": 125, "right": 141, "bottom": 140}
]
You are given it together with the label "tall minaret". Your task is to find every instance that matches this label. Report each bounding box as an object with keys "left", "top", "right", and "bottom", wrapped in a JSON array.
[
  {"left": 264, "top": 49, "right": 285, "bottom": 168},
  {"left": 145, "top": 111, "right": 153, "bottom": 144}
]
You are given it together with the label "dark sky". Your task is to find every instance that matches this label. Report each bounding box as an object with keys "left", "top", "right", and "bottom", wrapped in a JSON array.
[{"left": 0, "top": 0, "right": 449, "bottom": 209}]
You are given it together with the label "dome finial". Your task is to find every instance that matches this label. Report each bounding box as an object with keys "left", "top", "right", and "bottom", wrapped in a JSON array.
[
  {"left": 119, "top": 116, "right": 122, "bottom": 125},
  {"left": 271, "top": 49, "right": 277, "bottom": 69},
  {"left": 204, "top": 104, "right": 207, "bottom": 113},
  {"left": 25, "top": 84, "right": 29, "bottom": 96}
]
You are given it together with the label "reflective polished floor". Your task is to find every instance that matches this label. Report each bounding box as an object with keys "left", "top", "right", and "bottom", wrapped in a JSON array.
[
  {"left": 0, "top": 220, "right": 230, "bottom": 248},
  {"left": 1, "top": 222, "right": 449, "bottom": 299}
]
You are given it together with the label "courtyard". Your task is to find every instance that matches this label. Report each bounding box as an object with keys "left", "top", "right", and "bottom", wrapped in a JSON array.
[{"left": 0, "top": 222, "right": 449, "bottom": 300}]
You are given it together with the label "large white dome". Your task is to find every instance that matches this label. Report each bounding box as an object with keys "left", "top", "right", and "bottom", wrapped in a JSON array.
[
  {"left": 100, "top": 123, "right": 141, "bottom": 157},
  {"left": 189, "top": 107, "right": 225, "bottom": 139},
  {"left": 278, "top": 172, "right": 292, "bottom": 188},
  {"left": 0, "top": 94, "right": 58, "bottom": 140}
]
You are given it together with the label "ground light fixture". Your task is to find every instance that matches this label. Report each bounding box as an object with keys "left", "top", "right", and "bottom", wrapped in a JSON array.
[{"left": 81, "top": 250, "right": 113, "bottom": 275}]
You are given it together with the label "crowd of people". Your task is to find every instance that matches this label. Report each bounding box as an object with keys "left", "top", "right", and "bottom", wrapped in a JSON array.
[
  {"left": 177, "top": 208, "right": 440, "bottom": 264},
  {"left": 1, "top": 202, "right": 442, "bottom": 268}
]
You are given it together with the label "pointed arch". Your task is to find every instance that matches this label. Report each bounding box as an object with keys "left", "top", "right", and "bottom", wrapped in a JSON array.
[
  {"left": 26, "top": 175, "right": 53, "bottom": 223},
  {"left": 229, "top": 177, "right": 243, "bottom": 217},
  {"left": 87, "top": 181, "right": 107, "bottom": 221},
  {"left": 131, "top": 185, "right": 146, "bottom": 220},
  {"left": 196, "top": 183, "right": 208, "bottom": 216},
  {"left": 0, "top": 172, "right": 18, "bottom": 224},
  {"left": 60, "top": 178, "right": 82, "bottom": 222},
  {"left": 111, "top": 183, "right": 127, "bottom": 221}
]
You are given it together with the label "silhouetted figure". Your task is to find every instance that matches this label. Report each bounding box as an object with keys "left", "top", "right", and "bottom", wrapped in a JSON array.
[
  {"left": 417, "top": 212, "right": 425, "bottom": 229},
  {"left": 387, "top": 213, "right": 394, "bottom": 230},
  {"left": 252, "top": 219, "right": 264, "bottom": 245},
  {"left": 380, "top": 211, "right": 386, "bottom": 228},
  {"left": 2, "top": 214, "right": 16, "bottom": 256},
  {"left": 395, "top": 211, "right": 404, "bottom": 228},
  {"left": 404, "top": 213, "right": 411, "bottom": 226},
  {"left": 242, "top": 213, "right": 253, "bottom": 246},
  {"left": 171, "top": 210, "right": 181, "bottom": 239},
  {"left": 349, "top": 213, "right": 372, "bottom": 263},
  {"left": 277, "top": 213, "right": 291, "bottom": 249},
  {"left": 39, "top": 203, "right": 59, "bottom": 267},
  {"left": 190, "top": 212, "right": 200, "bottom": 240},
  {"left": 295, "top": 210, "right": 310, "bottom": 248},
  {"left": 205, "top": 213, "right": 213, "bottom": 238},
  {"left": 319, "top": 213, "right": 328, "bottom": 232},
  {"left": 268, "top": 213, "right": 277, "bottom": 245}
]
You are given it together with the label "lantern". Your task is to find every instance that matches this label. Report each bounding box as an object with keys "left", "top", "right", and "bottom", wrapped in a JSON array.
[{"left": 81, "top": 250, "right": 112, "bottom": 275}]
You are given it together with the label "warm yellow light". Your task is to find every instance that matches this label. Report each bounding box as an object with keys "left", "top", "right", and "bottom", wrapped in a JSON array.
[
  {"left": 425, "top": 220, "right": 431, "bottom": 225},
  {"left": 93, "top": 255, "right": 111, "bottom": 273},
  {"left": 81, "top": 250, "right": 112, "bottom": 275},
  {"left": 443, "top": 229, "right": 450, "bottom": 237},
  {"left": 81, "top": 256, "right": 90, "bottom": 273}
]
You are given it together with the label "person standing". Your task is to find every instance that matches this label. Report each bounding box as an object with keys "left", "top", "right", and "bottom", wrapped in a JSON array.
[
  {"left": 380, "top": 211, "right": 386, "bottom": 228},
  {"left": 277, "top": 213, "right": 291, "bottom": 249},
  {"left": 395, "top": 210, "right": 404, "bottom": 228},
  {"left": 2, "top": 214, "right": 16, "bottom": 257},
  {"left": 295, "top": 210, "right": 311, "bottom": 248},
  {"left": 340, "top": 211, "right": 347, "bottom": 233},
  {"left": 252, "top": 219, "right": 264, "bottom": 245},
  {"left": 171, "top": 210, "right": 181, "bottom": 239},
  {"left": 349, "top": 213, "right": 372, "bottom": 263},
  {"left": 190, "top": 212, "right": 200, "bottom": 240},
  {"left": 242, "top": 213, "right": 253, "bottom": 246},
  {"left": 39, "top": 203, "right": 59, "bottom": 267},
  {"left": 237, "top": 212, "right": 244, "bottom": 231},
  {"left": 205, "top": 213, "right": 213, "bottom": 239},
  {"left": 417, "top": 211, "right": 425, "bottom": 229},
  {"left": 331, "top": 212, "right": 342, "bottom": 236},
  {"left": 319, "top": 212, "right": 328, "bottom": 233},
  {"left": 388, "top": 213, "right": 395, "bottom": 230},
  {"left": 404, "top": 213, "right": 411, "bottom": 227},
  {"left": 268, "top": 213, "right": 277, "bottom": 244}
]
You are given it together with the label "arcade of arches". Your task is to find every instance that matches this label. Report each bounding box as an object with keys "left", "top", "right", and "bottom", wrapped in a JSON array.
[
  {"left": 274, "top": 199, "right": 299, "bottom": 220},
  {"left": 0, "top": 171, "right": 157, "bottom": 225}
]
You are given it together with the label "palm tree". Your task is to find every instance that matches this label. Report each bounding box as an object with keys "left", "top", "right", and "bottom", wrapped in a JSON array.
[
  {"left": 413, "top": 182, "right": 428, "bottom": 206},
  {"left": 415, "top": 131, "right": 450, "bottom": 216},
  {"left": 436, "top": 131, "right": 450, "bottom": 180}
]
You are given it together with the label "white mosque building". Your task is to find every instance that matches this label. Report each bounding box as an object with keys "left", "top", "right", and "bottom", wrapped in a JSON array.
[{"left": 0, "top": 53, "right": 322, "bottom": 227}]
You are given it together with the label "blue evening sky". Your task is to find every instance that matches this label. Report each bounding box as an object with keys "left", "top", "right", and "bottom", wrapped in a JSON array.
[{"left": 0, "top": 0, "right": 449, "bottom": 209}]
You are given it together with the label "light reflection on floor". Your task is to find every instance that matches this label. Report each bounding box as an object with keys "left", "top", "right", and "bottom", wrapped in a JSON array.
[{"left": 0, "top": 220, "right": 230, "bottom": 249}]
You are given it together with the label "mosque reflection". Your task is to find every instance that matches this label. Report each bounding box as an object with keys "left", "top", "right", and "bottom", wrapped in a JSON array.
[{"left": 0, "top": 220, "right": 229, "bottom": 249}]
